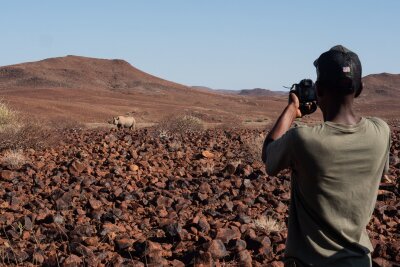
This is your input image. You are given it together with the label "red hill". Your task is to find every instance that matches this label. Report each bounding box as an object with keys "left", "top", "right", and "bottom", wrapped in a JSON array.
[{"left": 0, "top": 55, "right": 187, "bottom": 91}]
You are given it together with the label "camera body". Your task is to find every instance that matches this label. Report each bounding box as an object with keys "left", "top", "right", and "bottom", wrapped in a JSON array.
[{"left": 290, "top": 79, "right": 317, "bottom": 115}]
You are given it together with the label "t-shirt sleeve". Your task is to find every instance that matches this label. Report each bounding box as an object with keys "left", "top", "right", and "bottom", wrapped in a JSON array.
[
  {"left": 265, "top": 128, "right": 295, "bottom": 176},
  {"left": 384, "top": 132, "right": 391, "bottom": 174}
]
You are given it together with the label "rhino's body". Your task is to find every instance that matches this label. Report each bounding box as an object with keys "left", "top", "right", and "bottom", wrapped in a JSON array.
[{"left": 112, "top": 116, "right": 136, "bottom": 130}]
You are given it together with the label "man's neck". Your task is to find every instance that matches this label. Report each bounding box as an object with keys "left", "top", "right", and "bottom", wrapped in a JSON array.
[{"left": 322, "top": 97, "right": 361, "bottom": 125}]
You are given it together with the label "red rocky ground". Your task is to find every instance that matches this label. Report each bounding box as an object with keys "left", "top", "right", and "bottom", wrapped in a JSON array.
[{"left": 0, "top": 126, "right": 399, "bottom": 266}]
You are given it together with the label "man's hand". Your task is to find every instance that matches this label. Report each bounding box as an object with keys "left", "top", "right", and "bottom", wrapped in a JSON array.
[{"left": 289, "top": 93, "right": 302, "bottom": 118}]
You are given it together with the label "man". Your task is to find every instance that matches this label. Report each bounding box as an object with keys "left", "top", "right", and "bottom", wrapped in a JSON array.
[{"left": 262, "top": 45, "right": 391, "bottom": 267}]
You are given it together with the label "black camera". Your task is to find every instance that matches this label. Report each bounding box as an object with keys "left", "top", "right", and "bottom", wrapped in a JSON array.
[{"left": 290, "top": 79, "right": 317, "bottom": 115}]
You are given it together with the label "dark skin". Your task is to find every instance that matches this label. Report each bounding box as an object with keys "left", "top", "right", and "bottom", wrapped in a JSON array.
[{"left": 261, "top": 82, "right": 363, "bottom": 163}]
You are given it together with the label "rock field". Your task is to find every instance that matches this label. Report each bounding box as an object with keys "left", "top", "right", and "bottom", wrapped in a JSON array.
[{"left": 0, "top": 125, "right": 399, "bottom": 266}]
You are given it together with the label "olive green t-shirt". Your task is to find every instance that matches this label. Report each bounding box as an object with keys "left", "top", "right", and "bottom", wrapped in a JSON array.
[{"left": 265, "top": 117, "right": 390, "bottom": 267}]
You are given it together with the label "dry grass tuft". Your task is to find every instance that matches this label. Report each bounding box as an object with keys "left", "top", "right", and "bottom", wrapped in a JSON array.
[
  {"left": 1, "top": 150, "right": 27, "bottom": 169},
  {"left": 254, "top": 216, "right": 284, "bottom": 233}
]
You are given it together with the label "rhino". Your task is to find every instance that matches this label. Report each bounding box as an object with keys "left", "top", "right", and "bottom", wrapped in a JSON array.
[{"left": 111, "top": 116, "right": 136, "bottom": 130}]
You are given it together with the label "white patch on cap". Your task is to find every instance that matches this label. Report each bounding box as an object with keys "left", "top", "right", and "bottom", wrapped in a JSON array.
[{"left": 343, "top": 66, "right": 351, "bottom": 73}]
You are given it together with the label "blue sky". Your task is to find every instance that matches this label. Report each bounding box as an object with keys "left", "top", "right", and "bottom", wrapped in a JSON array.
[{"left": 1, "top": 1, "right": 399, "bottom": 90}]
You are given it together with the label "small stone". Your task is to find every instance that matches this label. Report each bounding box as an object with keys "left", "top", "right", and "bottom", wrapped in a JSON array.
[
  {"left": 275, "top": 243, "right": 286, "bottom": 253},
  {"left": 270, "top": 261, "right": 284, "bottom": 267},
  {"left": 224, "top": 163, "right": 236, "bottom": 176},
  {"left": 88, "top": 198, "right": 102, "bottom": 210},
  {"left": 165, "top": 222, "right": 182, "bottom": 238},
  {"left": 53, "top": 214, "right": 64, "bottom": 224},
  {"left": 69, "top": 160, "right": 86, "bottom": 175},
  {"left": 208, "top": 239, "right": 228, "bottom": 259},
  {"left": 238, "top": 250, "right": 252, "bottom": 267},
  {"left": 224, "top": 201, "right": 234, "bottom": 212},
  {"left": 231, "top": 239, "right": 247, "bottom": 252},
  {"left": 202, "top": 150, "right": 214, "bottom": 158},
  {"left": 33, "top": 252, "right": 45, "bottom": 264},
  {"left": 198, "top": 217, "right": 211, "bottom": 233},
  {"left": 129, "top": 164, "right": 139, "bottom": 171},
  {"left": 115, "top": 238, "right": 134, "bottom": 250},
  {"left": 0, "top": 170, "right": 15, "bottom": 180},
  {"left": 62, "top": 254, "right": 82, "bottom": 267},
  {"left": 199, "top": 182, "right": 212, "bottom": 194},
  {"left": 243, "top": 179, "right": 253, "bottom": 189},
  {"left": 195, "top": 251, "right": 213, "bottom": 266},
  {"left": 215, "top": 228, "right": 241, "bottom": 244},
  {"left": 237, "top": 214, "right": 252, "bottom": 224}
]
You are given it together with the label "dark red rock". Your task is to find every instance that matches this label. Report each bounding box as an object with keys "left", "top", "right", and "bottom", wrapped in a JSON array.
[
  {"left": 198, "top": 216, "right": 211, "bottom": 233},
  {"left": 215, "top": 227, "right": 241, "bottom": 244},
  {"left": 63, "top": 254, "right": 82, "bottom": 267},
  {"left": 238, "top": 249, "right": 252, "bottom": 267},
  {"left": 195, "top": 251, "right": 214, "bottom": 266},
  {"left": 0, "top": 170, "right": 15, "bottom": 180},
  {"left": 207, "top": 239, "right": 228, "bottom": 259},
  {"left": 230, "top": 238, "right": 247, "bottom": 252},
  {"left": 69, "top": 159, "right": 86, "bottom": 175}
]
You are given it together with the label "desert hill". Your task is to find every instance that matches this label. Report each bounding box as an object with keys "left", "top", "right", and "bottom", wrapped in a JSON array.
[
  {"left": 362, "top": 73, "right": 400, "bottom": 97},
  {"left": 352, "top": 73, "right": 400, "bottom": 119},
  {"left": 0, "top": 56, "right": 286, "bottom": 125},
  {"left": 0, "top": 55, "right": 187, "bottom": 92}
]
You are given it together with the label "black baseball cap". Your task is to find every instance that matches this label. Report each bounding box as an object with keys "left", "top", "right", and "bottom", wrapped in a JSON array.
[{"left": 314, "top": 45, "right": 362, "bottom": 94}]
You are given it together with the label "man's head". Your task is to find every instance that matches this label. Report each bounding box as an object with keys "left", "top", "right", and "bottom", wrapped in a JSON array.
[{"left": 314, "top": 45, "right": 363, "bottom": 100}]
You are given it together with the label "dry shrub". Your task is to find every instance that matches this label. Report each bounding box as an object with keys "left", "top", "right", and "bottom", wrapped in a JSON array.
[
  {"left": 0, "top": 100, "right": 16, "bottom": 127},
  {"left": 156, "top": 115, "right": 204, "bottom": 136},
  {"left": 0, "top": 120, "right": 59, "bottom": 151},
  {"left": 1, "top": 150, "right": 27, "bottom": 169},
  {"left": 254, "top": 216, "right": 284, "bottom": 233},
  {"left": 0, "top": 101, "right": 84, "bottom": 151},
  {"left": 244, "top": 133, "right": 266, "bottom": 162}
]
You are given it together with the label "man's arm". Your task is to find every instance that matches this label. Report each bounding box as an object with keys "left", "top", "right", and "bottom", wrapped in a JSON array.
[{"left": 261, "top": 93, "right": 301, "bottom": 163}]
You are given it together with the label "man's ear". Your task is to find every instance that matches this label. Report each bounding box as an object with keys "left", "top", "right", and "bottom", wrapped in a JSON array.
[{"left": 354, "top": 82, "right": 363, "bottom": 98}]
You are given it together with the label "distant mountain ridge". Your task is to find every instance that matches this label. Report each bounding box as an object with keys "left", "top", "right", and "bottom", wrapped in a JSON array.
[
  {"left": 0, "top": 55, "right": 188, "bottom": 91},
  {"left": 191, "top": 86, "right": 286, "bottom": 97},
  {"left": 238, "top": 88, "right": 286, "bottom": 96}
]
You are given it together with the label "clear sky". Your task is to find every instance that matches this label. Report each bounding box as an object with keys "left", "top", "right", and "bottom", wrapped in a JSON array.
[{"left": 1, "top": 1, "right": 399, "bottom": 90}]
